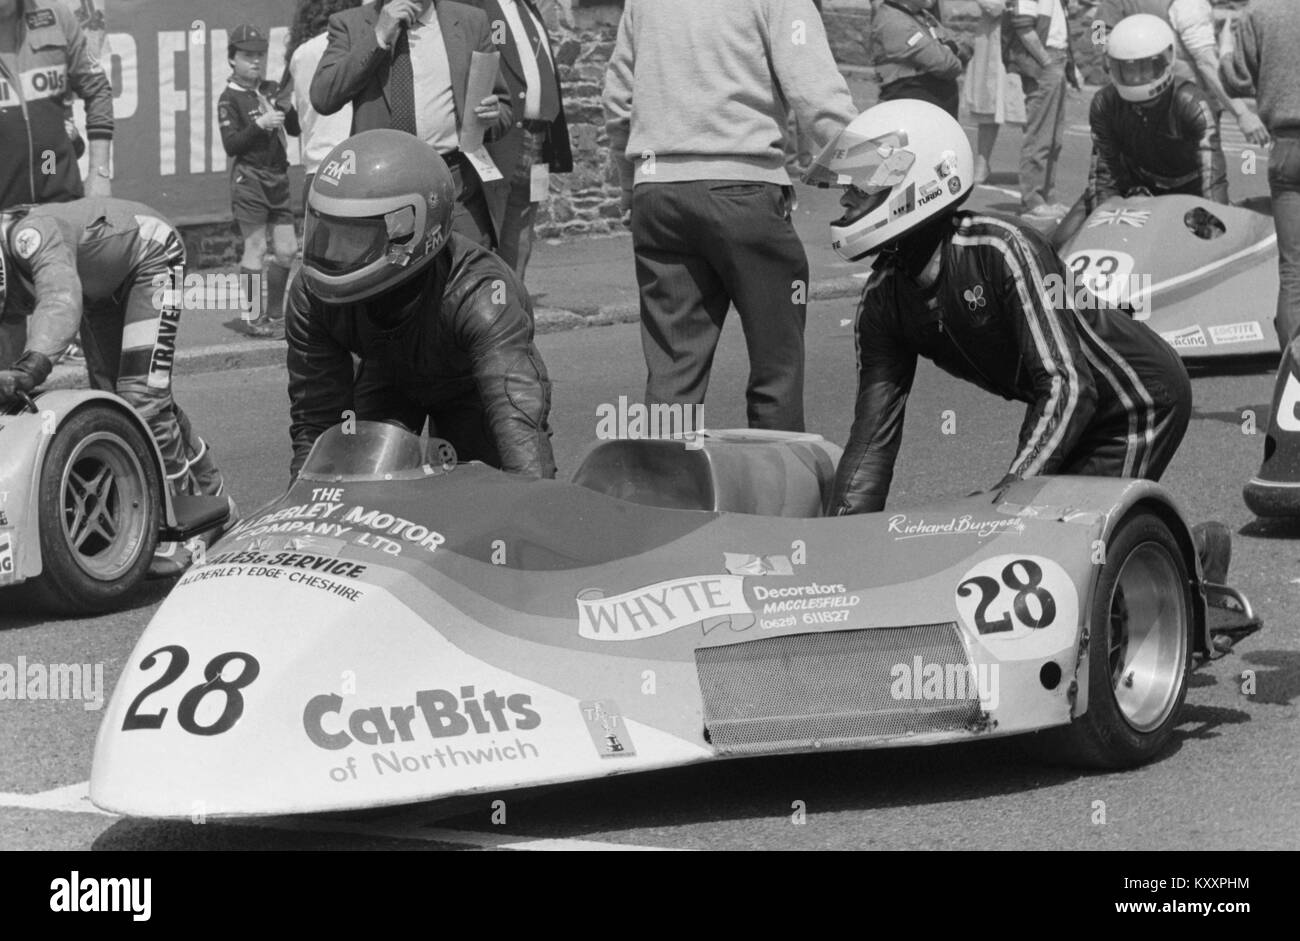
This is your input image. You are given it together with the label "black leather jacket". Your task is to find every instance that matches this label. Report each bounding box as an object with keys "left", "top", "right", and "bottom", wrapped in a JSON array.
[
  {"left": 286, "top": 234, "right": 555, "bottom": 478},
  {"left": 829, "top": 211, "right": 1186, "bottom": 515},
  {"left": 1088, "top": 81, "right": 1228, "bottom": 205}
]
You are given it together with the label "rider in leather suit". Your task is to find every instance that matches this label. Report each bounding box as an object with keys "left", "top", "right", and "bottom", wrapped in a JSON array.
[
  {"left": 805, "top": 99, "right": 1192, "bottom": 516},
  {"left": 1052, "top": 14, "right": 1228, "bottom": 251},
  {"left": 287, "top": 129, "right": 556, "bottom": 479}
]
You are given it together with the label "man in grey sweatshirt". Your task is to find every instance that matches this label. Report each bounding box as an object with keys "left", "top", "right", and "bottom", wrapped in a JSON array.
[
  {"left": 1220, "top": 0, "right": 1300, "bottom": 345},
  {"left": 602, "top": 0, "right": 855, "bottom": 432}
]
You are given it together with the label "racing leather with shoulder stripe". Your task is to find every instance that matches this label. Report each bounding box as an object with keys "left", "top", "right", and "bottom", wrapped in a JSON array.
[
  {"left": 286, "top": 232, "right": 556, "bottom": 480},
  {"left": 1087, "top": 80, "right": 1227, "bottom": 206},
  {"left": 0, "top": 0, "right": 114, "bottom": 209},
  {"left": 828, "top": 211, "right": 1190, "bottom": 515}
]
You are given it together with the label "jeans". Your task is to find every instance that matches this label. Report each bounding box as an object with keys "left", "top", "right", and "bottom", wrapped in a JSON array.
[
  {"left": 1019, "top": 49, "right": 1068, "bottom": 210},
  {"left": 1270, "top": 135, "right": 1300, "bottom": 345}
]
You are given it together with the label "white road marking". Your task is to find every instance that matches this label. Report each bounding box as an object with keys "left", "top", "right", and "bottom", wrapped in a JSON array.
[
  {"left": 249, "top": 816, "right": 682, "bottom": 851},
  {"left": 0, "top": 782, "right": 680, "bottom": 850},
  {"left": 0, "top": 781, "right": 115, "bottom": 816}
]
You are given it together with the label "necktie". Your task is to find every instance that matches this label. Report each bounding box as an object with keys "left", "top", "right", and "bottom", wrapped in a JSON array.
[
  {"left": 388, "top": 30, "right": 419, "bottom": 136},
  {"left": 515, "top": 2, "right": 559, "bottom": 123}
]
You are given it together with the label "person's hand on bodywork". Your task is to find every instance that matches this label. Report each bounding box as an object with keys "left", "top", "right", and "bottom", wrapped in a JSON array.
[{"left": 0, "top": 352, "right": 54, "bottom": 403}]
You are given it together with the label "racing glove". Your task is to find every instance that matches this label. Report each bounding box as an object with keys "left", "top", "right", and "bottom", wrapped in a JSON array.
[{"left": 0, "top": 351, "right": 53, "bottom": 404}]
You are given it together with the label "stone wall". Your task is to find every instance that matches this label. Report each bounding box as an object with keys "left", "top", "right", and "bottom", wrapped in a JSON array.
[{"left": 534, "top": 1, "right": 623, "bottom": 238}]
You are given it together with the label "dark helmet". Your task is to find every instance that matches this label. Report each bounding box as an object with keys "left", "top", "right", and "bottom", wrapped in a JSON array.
[{"left": 302, "top": 130, "right": 457, "bottom": 304}]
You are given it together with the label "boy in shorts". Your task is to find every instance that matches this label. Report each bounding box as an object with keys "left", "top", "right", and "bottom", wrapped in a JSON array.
[{"left": 217, "top": 24, "right": 297, "bottom": 338}]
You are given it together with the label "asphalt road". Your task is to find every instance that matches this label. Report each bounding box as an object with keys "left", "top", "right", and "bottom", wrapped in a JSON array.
[
  {"left": 2, "top": 294, "right": 1297, "bottom": 850},
  {"left": 1, "top": 90, "right": 1293, "bottom": 849}
]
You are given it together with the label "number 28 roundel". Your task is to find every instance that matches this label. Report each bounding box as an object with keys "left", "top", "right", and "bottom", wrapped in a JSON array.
[{"left": 955, "top": 555, "right": 1079, "bottom": 661}]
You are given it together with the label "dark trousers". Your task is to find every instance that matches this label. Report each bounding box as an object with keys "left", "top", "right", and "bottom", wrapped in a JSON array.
[
  {"left": 1270, "top": 134, "right": 1300, "bottom": 345},
  {"left": 631, "top": 180, "right": 808, "bottom": 432},
  {"left": 448, "top": 158, "right": 495, "bottom": 250},
  {"left": 1059, "top": 336, "right": 1192, "bottom": 482}
]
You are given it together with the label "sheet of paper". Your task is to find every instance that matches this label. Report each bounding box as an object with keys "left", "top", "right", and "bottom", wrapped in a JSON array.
[
  {"left": 530, "top": 163, "right": 550, "bottom": 202},
  {"left": 458, "top": 50, "right": 501, "bottom": 153},
  {"left": 466, "top": 147, "right": 503, "bottom": 182}
]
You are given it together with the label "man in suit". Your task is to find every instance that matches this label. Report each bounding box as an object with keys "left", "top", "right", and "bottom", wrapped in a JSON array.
[
  {"left": 474, "top": 0, "right": 572, "bottom": 282},
  {"left": 310, "top": 0, "right": 514, "bottom": 248}
]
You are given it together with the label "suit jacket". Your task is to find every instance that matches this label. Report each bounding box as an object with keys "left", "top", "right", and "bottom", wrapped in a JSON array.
[
  {"left": 472, "top": 0, "right": 573, "bottom": 217},
  {"left": 310, "top": 0, "right": 513, "bottom": 147}
]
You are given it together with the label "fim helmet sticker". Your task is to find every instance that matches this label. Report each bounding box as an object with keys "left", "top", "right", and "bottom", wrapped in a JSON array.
[
  {"left": 580, "top": 700, "right": 636, "bottom": 758},
  {"left": 318, "top": 149, "right": 357, "bottom": 186},
  {"left": 948, "top": 176, "right": 962, "bottom": 194}
]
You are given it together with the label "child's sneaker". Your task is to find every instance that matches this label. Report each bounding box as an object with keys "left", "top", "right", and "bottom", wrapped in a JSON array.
[{"left": 246, "top": 317, "right": 285, "bottom": 339}]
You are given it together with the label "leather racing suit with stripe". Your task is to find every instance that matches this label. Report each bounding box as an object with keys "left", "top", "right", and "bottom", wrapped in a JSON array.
[
  {"left": 829, "top": 211, "right": 1192, "bottom": 515},
  {"left": 1, "top": 198, "right": 227, "bottom": 498}
]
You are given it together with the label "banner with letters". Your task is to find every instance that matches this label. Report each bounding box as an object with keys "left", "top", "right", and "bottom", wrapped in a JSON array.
[{"left": 65, "top": 0, "right": 300, "bottom": 225}]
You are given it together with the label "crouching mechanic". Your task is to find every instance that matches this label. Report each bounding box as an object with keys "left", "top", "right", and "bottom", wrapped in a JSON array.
[
  {"left": 288, "top": 130, "right": 556, "bottom": 479},
  {"left": 1051, "top": 14, "right": 1229, "bottom": 251},
  {"left": 0, "top": 198, "right": 235, "bottom": 576},
  {"left": 813, "top": 100, "right": 1195, "bottom": 501}
]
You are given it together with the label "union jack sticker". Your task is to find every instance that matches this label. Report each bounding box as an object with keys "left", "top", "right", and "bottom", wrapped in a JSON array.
[{"left": 1087, "top": 208, "right": 1151, "bottom": 228}]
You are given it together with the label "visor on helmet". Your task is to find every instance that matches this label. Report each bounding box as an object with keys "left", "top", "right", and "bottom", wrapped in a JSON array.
[
  {"left": 805, "top": 129, "right": 916, "bottom": 193},
  {"left": 304, "top": 208, "right": 397, "bottom": 276},
  {"left": 1108, "top": 48, "right": 1172, "bottom": 88}
]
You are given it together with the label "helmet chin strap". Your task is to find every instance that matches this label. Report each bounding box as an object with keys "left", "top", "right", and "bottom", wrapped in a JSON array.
[{"left": 882, "top": 211, "right": 952, "bottom": 282}]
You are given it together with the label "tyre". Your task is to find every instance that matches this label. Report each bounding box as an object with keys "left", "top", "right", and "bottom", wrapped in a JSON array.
[
  {"left": 1032, "top": 512, "right": 1193, "bottom": 769},
  {"left": 18, "top": 405, "right": 161, "bottom": 615}
]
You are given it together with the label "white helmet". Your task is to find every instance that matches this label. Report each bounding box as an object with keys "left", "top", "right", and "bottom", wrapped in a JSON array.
[
  {"left": 1107, "top": 14, "right": 1176, "bottom": 103},
  {"left": 805, "top": 99, "right": 973, "bottom": 262}
]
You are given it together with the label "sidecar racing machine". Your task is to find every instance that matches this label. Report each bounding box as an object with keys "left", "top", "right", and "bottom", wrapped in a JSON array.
[
  {"left": 0, "top": 390, "right": 231, "bottom": 614},
  {"left": 1059, "top": 194, "right": 1280, "bottom": 359},
  {"left": 89, "top": 423, "right": 1260, "bottom": 818}
]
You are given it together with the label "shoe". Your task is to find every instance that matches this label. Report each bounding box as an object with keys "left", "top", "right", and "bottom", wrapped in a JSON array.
[
  {"left": 149, "top": 540, "right": 195, "bottom": 578},
  {"left": 246, "top": 318, "right": 285, "bottom": 339},
  {"left": 147, "top": 495, "right": 239, "bottom": 578},
  {"left": 1191, "top": 521, "right": 1232, "bottom": 585},
  {"left": 60, "top": 342, "right": 86, "bottom": 366}
]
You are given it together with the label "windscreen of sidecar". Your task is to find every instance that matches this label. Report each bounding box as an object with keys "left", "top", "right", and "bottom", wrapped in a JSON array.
[{"left": 298, "top": 421, "right": 454, "bottom": 481}]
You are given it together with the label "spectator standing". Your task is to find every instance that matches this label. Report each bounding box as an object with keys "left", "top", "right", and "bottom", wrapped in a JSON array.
[
  {"left": 1099, "top": 0, "right": 1267, "bottom": 146},
  {"left": 1005, "top": 0, "right": 1079, "bottom": 221},
  {"left": 962, "top": 0, "right": 1026, "bottom": 184},
  {"left": 474, "top": 0, "right": 573, "bottom": 283},
  {"left": 603, "top": 0, "right": 856, "bottom": 433},
  {"left": 310, "top": 0, "right": 513, "bottom": 249},
  {"left": 277, "top": 0, "right": 367, "bottom": 204},
  {"left": 0, "top": 0, "right": 115, "bottom": 367},
  {"left": 218, "top": 24, "right": 298, "bottom": 339},
  {"left": 1220, "top": 1, "right": 1298, "bottom": 344},
  {"left": 870, "top": 0, "right": 972, "bottom": 119},
  {"left": 0, "top": 0, "right": 113, "bottom": 210}
]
